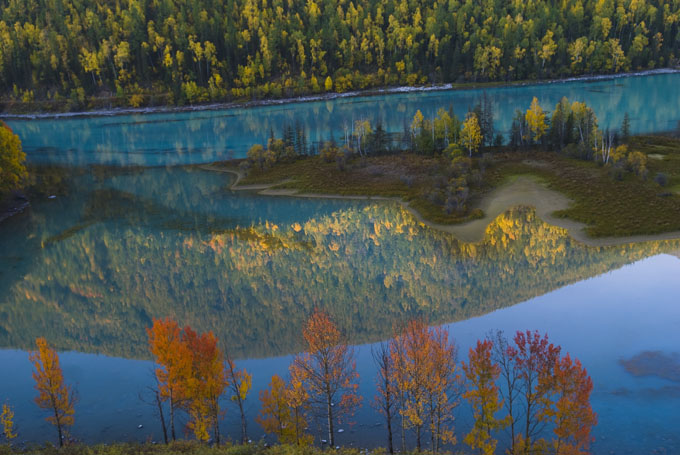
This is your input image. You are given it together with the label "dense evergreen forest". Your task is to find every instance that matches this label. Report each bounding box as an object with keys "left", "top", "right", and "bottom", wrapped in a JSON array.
[{"left": 1, "top": 0, "right": 679, "bottom": 108}]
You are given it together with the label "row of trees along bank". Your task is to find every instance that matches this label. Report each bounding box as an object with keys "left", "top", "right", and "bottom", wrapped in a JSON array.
[{"left": 2, "top": 310, "right": 597, "bottom": 454}]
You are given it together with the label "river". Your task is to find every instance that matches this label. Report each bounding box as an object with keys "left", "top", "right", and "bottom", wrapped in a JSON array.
[{"left": 1, "top": 72, "right": 680, "bottom": 453}]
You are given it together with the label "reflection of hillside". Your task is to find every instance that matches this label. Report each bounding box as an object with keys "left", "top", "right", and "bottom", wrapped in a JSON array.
[{"left": 1, "top": 203, "right": 678, "bottom": 359}]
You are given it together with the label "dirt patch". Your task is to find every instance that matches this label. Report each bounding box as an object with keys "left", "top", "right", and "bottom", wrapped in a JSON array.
[{"left": 648, "top": 153, "right": 666, "bottom": 160}]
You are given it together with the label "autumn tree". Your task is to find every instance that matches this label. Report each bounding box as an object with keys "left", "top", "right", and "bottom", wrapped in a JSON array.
[
  {"left": 182, "top": 326, "right": 226, "bottom": 444},
  {"left": 525, "top": 97, "right": 547, "bottom": 144},
  {"left": 290, "top": 309, "right": 361, "bottom": 447},
  {"left": 226, "top": 354, "right": 252, "bottom": 444},
  {"left": 257, "top": 375, "right": 312, "bottom": 446},
  {"left": 511, "top": 330, "right": 561, "bottom": 454},
  {"left": 29, "top": 338, "right": 76, "bottom": 447},
  {"left": 0, "top": 122, "right": 26, "bottom": 194},
  {"left": 372, "top": 342, "right": 396, "bottom": 454},
  {"left": 391, "top": 320, "right": 430, "bottom": 450},
  {"left": 257, "top": 375, "right": 292, "bottom": 443},
  {"left": 461, "top": 112, "right": 482, "bottom": 157},
  {"left": 1, "top": 403, "right": 17, "bottom": 443},
  {"left": 391, "top": 319, "right": 459, "bottom": 452},
  {"left": 545, "top": 354, "right": 597, "bottom": 455},
  {"left": 462, "top": 340, "right": 506, "bottom": 455},
  {"left": 427, "top": 326, "right": 460, "bottom": 452},
  {"left": 286, "top": 377, "right": 313, "bottom": 446},
  {"left": 147, "top": 318, "right": 192, "bottom": 441}
]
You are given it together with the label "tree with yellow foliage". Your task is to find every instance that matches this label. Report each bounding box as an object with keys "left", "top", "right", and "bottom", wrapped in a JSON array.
[
  {"left": 29, "top": 338, "right": 76, "bottom": 447},
  {"left": 0, "top": 122, "right": 26, "bottom": 194},
  {"left": 257, "top": 374, "right": 313, "bottom": 445},
  {"left": 461, "top": 112, "right": 482, "bottom": 157},
  {"left": 525, "top": 97, "right": 547, "bottom": 144},
  {"left": 1, "top": 403, "right": 17, "bottom": 443},
  {"left": 226, "top": 354, "right": 252, "bottom": 444},
  {"left": 462, "top": 340, "right": 506, "bottom": 455}
]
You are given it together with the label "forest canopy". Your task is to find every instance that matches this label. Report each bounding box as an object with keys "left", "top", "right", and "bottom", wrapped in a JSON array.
[{"left": 1, "top": 0, "right": 679, "bottom": 107}]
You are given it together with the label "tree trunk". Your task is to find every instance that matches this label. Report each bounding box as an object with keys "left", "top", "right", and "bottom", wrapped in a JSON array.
[
  {"left": 400, "top": 412, "right": 406, "bottom": 452},
  {"left": 55, "top": 413, "right": 63, "bottom": 447},
  {"left": 386, "top": 407, "right": 394, "bottom": 454},
  {"left": 238, "top": 398, "right": 247, "bottom": 444},
  {"left": 327, "top": 393, "right": 335, "bottom": 446},
  {"left": 155, "top": 391, "right": 168, "bottom": 444},
  {"left": 170, "top": 398, "right": 176, "bottom": 441}
]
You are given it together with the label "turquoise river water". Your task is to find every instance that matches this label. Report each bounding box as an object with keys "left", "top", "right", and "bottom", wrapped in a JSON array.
[{"left": 2, "top": 72, "right": 680, "bottom": 453}]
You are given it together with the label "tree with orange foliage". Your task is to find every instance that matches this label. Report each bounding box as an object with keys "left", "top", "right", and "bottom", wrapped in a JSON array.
[
  {"left": 511, "top": 330, "right": 561, "bottom": 453},
  {"left": 147, "top": 318, "right": 192, "bottom": 442},
  {"left": 1, "top": 403, "right": 17, "bottom": 442},
  {"left": 462, "top": 339, "right": 506, "bottom": 455},
  {"left": 290, "top": 309, "right": 361, "bottom": 447},
  {"left": 182, "top": 326, "right": 226, "bottom": 444},
  {"left": 257, "top": 374, "right": 312, "bottom": 445},
  {"left": 372, "top": 342, "right": 396, "bottom": 454},
  {"left": 29, "top": 338, "right": 76, "bottom": 447},
  {"left": 257, "top": 375, "right": 291, "bottom": 442},
  {"left": 544, "top": 354, "right": 597, "bottom": 455},
  {"left": 391, "top": 319, "right": 431, "bottom": 451},
  {"left": 427, "top": 326, "right": 461, "bottom": 453},
  {"left": 391, "top": 319, "right": 460, "bottom": 453},
  {"left": 226, "top": 354, "right": 252, "bottom": 444}
]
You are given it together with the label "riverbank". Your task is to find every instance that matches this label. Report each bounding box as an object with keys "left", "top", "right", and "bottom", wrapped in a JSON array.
[
  {"left": 206, "top": 135, "right": 680, "bottom": 246},
  {"left": 0, "top": 193, "right": 29, "bottom": 224},
  {"left": 2, "top": 69, "right": 678, "bottom": 119}
]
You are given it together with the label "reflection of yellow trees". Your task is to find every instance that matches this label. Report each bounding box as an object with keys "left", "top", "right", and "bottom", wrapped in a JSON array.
[{"left": 1, "top": 204, "right": 678, "bottom": 360}]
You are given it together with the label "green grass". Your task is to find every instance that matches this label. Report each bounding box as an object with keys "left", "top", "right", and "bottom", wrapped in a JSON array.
[
  {"left": 220, "top": 135, "right": 680, "bottom": 239},
  {"left": 490, "top": 145, "right": 680, "bottom": 238}
]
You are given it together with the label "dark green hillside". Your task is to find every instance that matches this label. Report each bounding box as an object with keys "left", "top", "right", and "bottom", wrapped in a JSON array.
[{"left": 1, "top": 0, "right": 679, "bottom": 110}]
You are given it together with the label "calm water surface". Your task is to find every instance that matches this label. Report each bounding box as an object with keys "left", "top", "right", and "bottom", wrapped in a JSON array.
[
  {"left": 1, "top": 74, "right": 680, "bottom": 453},
  {"left": 5, "top": 72, "right": 680, "bottom": 165}
]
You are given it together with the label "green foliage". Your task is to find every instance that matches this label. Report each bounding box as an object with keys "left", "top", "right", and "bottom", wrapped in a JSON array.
[
  {"left": 1, "top": 0, "right": 679, "bottom": 108},
  {"left": 0, "top": 122, "right": 26, "bottom": 194}
]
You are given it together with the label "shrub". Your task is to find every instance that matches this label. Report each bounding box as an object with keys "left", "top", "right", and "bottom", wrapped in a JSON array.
[{"left": 654, "top": 172, "right": 669, "bottom": 187}]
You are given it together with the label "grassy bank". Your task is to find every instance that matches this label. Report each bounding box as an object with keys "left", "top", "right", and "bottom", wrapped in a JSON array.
[{"left": 221, "top": 135, "right": 680, "bottom": 239}]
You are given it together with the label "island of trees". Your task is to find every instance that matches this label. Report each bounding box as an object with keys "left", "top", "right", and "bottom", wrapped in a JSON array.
[
  {"left": 1, "top": 311, "right": 597, "bottom": 455},
  {"left": 1, "top": 0, "right": 679, "bottom": 110},
  {"left": 236, "top": 95, "right": 680, "bottom": 238}
]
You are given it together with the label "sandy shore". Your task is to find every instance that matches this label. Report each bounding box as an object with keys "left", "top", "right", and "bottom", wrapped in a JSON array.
[{"left": 200, "top": 164, "right": 680, "bottom": 248}]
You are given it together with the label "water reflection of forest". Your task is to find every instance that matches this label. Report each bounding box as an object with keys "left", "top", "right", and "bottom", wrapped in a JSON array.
[{"left": 1, "top": 199, "right": 679, "bottom": 359}]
